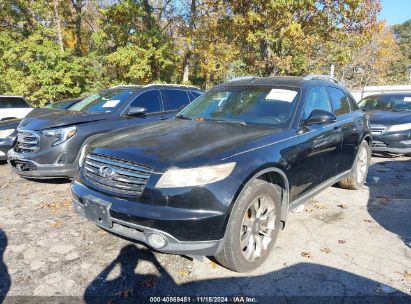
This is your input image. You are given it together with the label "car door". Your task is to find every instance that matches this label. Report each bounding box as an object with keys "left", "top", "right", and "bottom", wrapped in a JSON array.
[
  {"left": 124, "top": 90, "right": 166, "bottom": 126},
  {"left": 295, "top": 86, "right": 342, "bottom": 197},
  {"left": 161, "top": 89, "right": 191, "bottom": 118},
  {"left": 327, "top": 86, "right": 362, "bottom": 174}
]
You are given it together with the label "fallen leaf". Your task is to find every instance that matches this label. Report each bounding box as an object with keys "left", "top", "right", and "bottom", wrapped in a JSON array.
[
  {"left": 395, "top": 271, "right": 411, "bottom": 280},
  {"left": 178, "top": 269, "right": 190, "bottom": 278},
  {"left": 320, "top": 247, "right": 331, "bottom": 254},
  {"left": 209, "top": 261, "right": 218, "bottom": 269},
  {"left": 140, "top": 279, "right": 158, "bottom": 287},
  {"left": 115, "top": 288, "right": 134, "bottom": 297},
  {"left": 363, "top": 219, "right": 374, "bottom": 223},
  {"left": 301, "top": 251, "right": 312, "bottom": 258},
  {"left": 51, "top": 220, "right": 63, "bottom": 228},
  {"left": 376, "top": 196, "right": 393, "bottom": 205},
  {"left": 337, "top": 204, "right": 348, "bottom": 209},
  {"left": 338, "top": 240, "right": 346, "bottom": 244}
]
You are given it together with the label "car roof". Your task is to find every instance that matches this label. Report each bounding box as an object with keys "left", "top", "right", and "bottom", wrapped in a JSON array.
[
  {"left": 215, "top": 76, "right": 343, "bottom": 90},
  {"left": 362, "top": 92, "right": 411, "bottom": 99}
]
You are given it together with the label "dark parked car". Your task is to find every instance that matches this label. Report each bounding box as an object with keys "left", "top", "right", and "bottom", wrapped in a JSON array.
[
  {"left": 359, "top": 93, "right": 411, "bottom": 155},
  {"left": 8, "top": 84, "right": 202, "bottom": 178},
  {"left": 0, "top": 98, "right": 83, "bottom": 161},
  {"left": 72, "top": 76, "right": 371, "bottom": 272}
]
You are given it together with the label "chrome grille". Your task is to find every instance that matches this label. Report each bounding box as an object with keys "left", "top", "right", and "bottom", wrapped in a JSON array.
[
  {"left": 370, "top": 124, "right": 386, "bottom": 135},
  {"left": 83, "top": 153, "right": 153, "bottom": 196},
  {"left": 14, "top": 130, "right": 40, "bottom": 153}
]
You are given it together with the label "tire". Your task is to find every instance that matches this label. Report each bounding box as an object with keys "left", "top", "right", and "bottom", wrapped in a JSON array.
[
  {"left": 338, "top": 140, "right": 371, "bottom": 190},
  {"left": 215, "top": 179, "right": 282, "bottom": 272}
]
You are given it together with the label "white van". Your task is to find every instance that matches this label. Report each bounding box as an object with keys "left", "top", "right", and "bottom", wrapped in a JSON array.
[{"left": 0, "top": 96, "right": 32, "bottom": 121}]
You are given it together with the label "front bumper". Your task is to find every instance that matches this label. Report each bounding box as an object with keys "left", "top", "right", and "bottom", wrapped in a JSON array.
[
  {"left": 372, "top": 130, "right": 411, "bottom": 154},
  {"left": 8, "top": 150, "right": 78, "bottom": 178},
  {"left": 71, "top": 181, "right": 225, "bottom": 256},
  {"left": 0, "top": 137, "right": 15, "bottom": 160}
]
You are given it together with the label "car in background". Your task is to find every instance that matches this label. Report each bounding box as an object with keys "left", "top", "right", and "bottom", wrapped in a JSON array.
[
  {"left": 72, "top": 76, "right": 371, "bottom": 272},
  {"left": 8, "top": 84, "right": 202, "bottom": 178},
  {"left": 0, "top": 96, "right": 32, "bottom": 121},
  {"left": 359, "top": 93, "right": 411, "bottom": 155},
  {"left": 0, "top": 98, "right": 83, "bottom": 161}
]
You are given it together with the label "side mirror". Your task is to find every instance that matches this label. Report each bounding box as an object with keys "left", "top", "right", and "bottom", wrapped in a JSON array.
[
  {"left": 127, "top": 106, "right": 147, "bottom": 116},
  {"left": 306, "top": 109, "right": 336, "bottom": 125}
]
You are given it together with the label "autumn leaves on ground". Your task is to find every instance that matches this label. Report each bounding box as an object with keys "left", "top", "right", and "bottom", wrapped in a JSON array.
[
  {"left": 0, "top": 157, "right": 410, "bottom": 299},
  {"left": 0, "top": 0, "right": 410, "bottom": 107}
]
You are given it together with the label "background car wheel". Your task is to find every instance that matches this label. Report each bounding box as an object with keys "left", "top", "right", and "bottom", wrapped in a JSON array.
[
  {"left": 338, "top": 140, "right": 371, "bottom": 190},
  {"left": 215, "top": 179, "right": 282, "bottom": 272}
]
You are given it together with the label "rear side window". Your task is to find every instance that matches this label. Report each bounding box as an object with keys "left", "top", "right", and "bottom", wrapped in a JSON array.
[
  {"left": 130, "top": 90, "right": 162, "bottom": 113},
  {"left": 303, "top": 86, "right": 333, "bottom": 120},
  {"left": 162, "top": 89, "right": 190, "bottom": 111},
  {"left": 189, "top": 91, "right": 202, "bottom": 101},
  {"left": 328, "top": 87, "right": 351, "bottom": 115},
  {"left": 0, "top": 97, "right": 30, "bottom": 108}
]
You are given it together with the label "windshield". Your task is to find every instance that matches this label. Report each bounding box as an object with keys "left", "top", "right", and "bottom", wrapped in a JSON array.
[
  {"left": 359, "top": 95, "right": 411, "bottom": 111},
  {"left": 69, "top": 89, "right": 135, "bottom": 113},
  {"left": 178, "top": 86, "right": 300, "bottom": 127}
]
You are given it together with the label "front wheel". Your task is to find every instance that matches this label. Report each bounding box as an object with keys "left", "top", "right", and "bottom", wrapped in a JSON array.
[
  {"left": 338, "top": 140, "right": 371, "bottom": 190},
  {"left": 215, "top": 179, "right": 282, "bottom": 272}
]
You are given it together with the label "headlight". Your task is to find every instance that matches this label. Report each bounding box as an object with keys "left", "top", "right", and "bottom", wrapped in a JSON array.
[
  {"left": 386, "top": 123, "right": 411, "bottom": 133},
  {"left": 0, "top": 129, "right": 15, "bottom": 139},
  {"left": 41, "top": 126, "right": 76, "bottom": 146},
  {"left": 78, "top": 145, "right": 87, "bottom": 167},
  {"left": 155, "top": 162, "right": 236, "bottom": 188}
]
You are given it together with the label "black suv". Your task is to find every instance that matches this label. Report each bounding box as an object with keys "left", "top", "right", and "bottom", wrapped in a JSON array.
[
  {"left": 72, "top": 76, "right": 371, "bottom": 272},
  {"left": 8, "top": 84, "right": 202, "bottom": 178}
]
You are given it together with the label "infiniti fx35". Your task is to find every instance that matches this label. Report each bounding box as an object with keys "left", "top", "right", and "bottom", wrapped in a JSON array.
[{"left": 71, "top": 76, "right": 371, "bottom": 272}]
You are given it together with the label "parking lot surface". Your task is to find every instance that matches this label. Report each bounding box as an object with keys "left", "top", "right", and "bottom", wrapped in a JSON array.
[{"left": 0, "top": 157, "right": 410, "bottom": 301}]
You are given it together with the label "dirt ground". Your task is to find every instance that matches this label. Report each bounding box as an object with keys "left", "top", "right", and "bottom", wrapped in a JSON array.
[{"left": 0, "top": 156, "right": 410, "bottom": 302}]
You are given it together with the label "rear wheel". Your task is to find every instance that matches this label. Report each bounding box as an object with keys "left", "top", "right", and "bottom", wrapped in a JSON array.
[
  {"left": 215, "top": 179, "right": 282, "bottom": 272},
  {"left": 338, "top": 140, "right": 371, "bottom": 190}
]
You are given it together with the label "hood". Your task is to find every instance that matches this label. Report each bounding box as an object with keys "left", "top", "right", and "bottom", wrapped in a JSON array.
[
  {"left": 19, "top": 110, "right": 109, "bottom": 131},
  {"left": 89, "top": 119, "right": 283, "bottom": 169},
  {"left": 368, "top": 110, "right": 411, "bottom": 125}
]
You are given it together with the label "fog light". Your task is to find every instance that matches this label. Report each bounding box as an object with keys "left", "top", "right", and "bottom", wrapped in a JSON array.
[{"left": 147, "top": 233, "right": 167, "bottom": 249}]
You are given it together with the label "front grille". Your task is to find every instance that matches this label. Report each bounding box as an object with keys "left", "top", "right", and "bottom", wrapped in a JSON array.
[
  {"left": 14, "top": 130, "right": 40, "bottom": 153},
  {"left": 83, "top": 153, "right": 153, "bottom": 196},
  {"left": 370, "top": 124, "right": 386, "bottom": 135}
]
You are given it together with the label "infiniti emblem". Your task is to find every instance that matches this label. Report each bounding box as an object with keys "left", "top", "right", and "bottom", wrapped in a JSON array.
[{"left": 99, "top": 166, "right": 116, "bottom": 178}]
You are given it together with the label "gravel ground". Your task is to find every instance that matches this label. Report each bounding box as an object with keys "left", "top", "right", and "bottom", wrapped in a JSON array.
[{"left": 0, "top": 157, "right": 410, "bottom": 302}]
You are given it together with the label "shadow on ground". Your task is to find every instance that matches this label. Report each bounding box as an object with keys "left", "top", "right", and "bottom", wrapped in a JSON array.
[
  {"left": 84, "top": 245, "right": 410, "bottom": 303},
  {"left": 0, "top": 229, "right": 10, "bottom": 303},
  {"left": 367, "top": 157, "right": 411, "bottom": 248}
]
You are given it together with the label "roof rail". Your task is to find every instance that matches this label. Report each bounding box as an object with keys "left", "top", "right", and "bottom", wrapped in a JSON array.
[
  {"left": 110, "top": 84, "right": 142, "bottom": 89},
  {"left": 229, "top": 76, "right": 256, "bottom": 82},
  {"left": 303, "top": 75, "right": 341, "bottom": 84},
  {"left": 143, "top": 83, "right": 201, "bottom": 90}
]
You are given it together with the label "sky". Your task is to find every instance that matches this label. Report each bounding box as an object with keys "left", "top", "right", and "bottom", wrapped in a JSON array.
[{"left": 380, "top": 0, "right": 411, "bottom": 25}]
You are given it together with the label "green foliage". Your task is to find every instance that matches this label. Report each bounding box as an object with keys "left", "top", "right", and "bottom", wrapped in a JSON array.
[{"left": 0, "top": 0, "right": 408, "bottom": 103}]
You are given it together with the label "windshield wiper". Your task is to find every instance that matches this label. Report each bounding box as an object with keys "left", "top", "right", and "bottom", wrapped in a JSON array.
[
  {"left": 205, "top": 118, "right": 247, "bottom": 125},
  {"left": 175, "top": 114, "right": 192, "bottom": 120}
]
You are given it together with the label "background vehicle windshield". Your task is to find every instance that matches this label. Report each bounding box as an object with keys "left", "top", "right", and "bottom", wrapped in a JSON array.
[
  {"left": 359, "top": 95, "right": 411, "bottom": 111},
  {"left": 178, "top": 86, "right": 299, "bottom": 127},
  {"left": 69, "top": 89, "right": 135, "bottom": 113}
]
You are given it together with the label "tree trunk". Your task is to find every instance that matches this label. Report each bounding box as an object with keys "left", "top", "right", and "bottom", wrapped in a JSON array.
[
  {"left": 71, "top": 0, "right": 84, "bottom": 56},
  {"left": 182, "top": 0, "right": 196, "bottom": 82},
  {"left": 53, "top": 0, "right": 64, "bottom": 52}
]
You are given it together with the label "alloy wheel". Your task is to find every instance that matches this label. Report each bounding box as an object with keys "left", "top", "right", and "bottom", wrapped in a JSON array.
[
  {"left": 356, "top": 145, "right": 368, "bottom": 184},
  {"left": 240, "top": 194, "right": 276, "bottom": 262}
]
